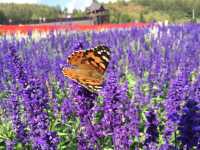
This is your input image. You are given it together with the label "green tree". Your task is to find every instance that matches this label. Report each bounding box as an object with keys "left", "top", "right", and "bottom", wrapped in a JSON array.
[
  {"left": 0, "top": 10, "right": 6, "bottom": 24},
  {"left": 63, "top": 8, "right": 68, "bottom": 15},
  {"left": 0, "top": 3, "right": 61, "bottom": 22},
  {"left": 119, "top": 13, "right": 131, "bottom": 23},
  {"left": 72, "top": 9, "right": 85, "bottom": 17},
  {"left": 139, "top": 12, "right": 145, "bottom": 22}
]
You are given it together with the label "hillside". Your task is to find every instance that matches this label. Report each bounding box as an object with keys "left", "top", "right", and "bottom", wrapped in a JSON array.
[{"left": 105, "top": 0, "right": 197, "bottom": 23}]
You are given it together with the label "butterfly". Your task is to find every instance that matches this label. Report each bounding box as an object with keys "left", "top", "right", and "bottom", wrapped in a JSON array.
[{"left": 62, "top": 45, "right": 110, "bottom": 93}]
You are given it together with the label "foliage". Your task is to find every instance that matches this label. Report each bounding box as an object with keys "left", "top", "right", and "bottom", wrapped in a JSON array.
[
  {"left": 0, "top": 3, "right": 61, "bottom": 23},
  {"left": 72, "top": 9, "right": 86, "bottom": 18},
  {"left": 0, "top": 10, "right": 6, "bottom": 24},
  {"left": 132, "top": 0, "right": 200, "bottom": 22},
  {"left": 107, "top": 0, "right": 200, "bottom": 23},
  {"left": 139, "top": 12, "right": 145, "bottom": 22}
]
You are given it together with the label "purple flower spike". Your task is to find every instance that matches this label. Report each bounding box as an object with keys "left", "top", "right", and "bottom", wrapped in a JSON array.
[
  {"left": 6, "top": 140, "right": 15, "bottom": 150},
  {"left": 164, "top": 72, "right": 189, "bottom": 141},
  {"left": 7, "top": 44, "right": 59, "bottom": 149},
  {"left": 61, "top": 98, "right": 73, "bottom": 123},
  {"left": 8, "top": 92, "right": 27, "bottom": 144},
  {"left": 100, "top": 71, "right": 139, "bottom": 150},
  {"left": 144, "top": 108, "right": 159, "bottom": 149},
  {"left": 69, "top": 83, "right": 100, "bottom": 150},
  {"left": 177, "top": 77, "right": 200, "bottom": 149},
  {"left": 23, "top": 78, "right": 59, "bottom": 150}
]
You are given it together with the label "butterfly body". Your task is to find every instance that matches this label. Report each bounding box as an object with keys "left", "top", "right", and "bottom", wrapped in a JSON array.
[{"left": 62, "top": 45, "right": 110, "bottom": 92}]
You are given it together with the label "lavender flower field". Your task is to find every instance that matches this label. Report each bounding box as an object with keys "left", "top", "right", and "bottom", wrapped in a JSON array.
[{"left": 0, "top": 24, "right": 200, "bottom": 150}]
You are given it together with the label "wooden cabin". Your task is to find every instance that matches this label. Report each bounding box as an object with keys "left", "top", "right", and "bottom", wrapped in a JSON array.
[{"left": 86, "top": 0, "right": 109, "bottom": 24}]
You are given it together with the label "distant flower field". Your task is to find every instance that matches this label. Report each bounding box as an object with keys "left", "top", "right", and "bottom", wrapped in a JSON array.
[
  {"left": 0, "top": 23, "right": 200, "bottom": 150},
  {"left": 0, "top": 23, "right": 146, "bottom": 34}
]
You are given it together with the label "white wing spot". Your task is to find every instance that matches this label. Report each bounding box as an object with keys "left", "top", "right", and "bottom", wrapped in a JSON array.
[
  {"left": 102, "top": 56, "right": 109, "bottom": 62},
  {"left": 97, "top": 51, "right": 102, "bottom": 55}
]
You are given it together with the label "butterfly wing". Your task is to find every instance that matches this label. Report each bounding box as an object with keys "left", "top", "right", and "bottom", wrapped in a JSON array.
[
  {"left": 68, "top": 45, "right": 110, "bottom": 74},
  {"left": 62, "top": 67, "right": 103, "bottom": 92},
  {"left": 63, "top": 45, "right": 110, "bottom": 92}
]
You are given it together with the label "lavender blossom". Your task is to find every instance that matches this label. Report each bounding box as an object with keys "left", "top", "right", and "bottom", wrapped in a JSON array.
[
  {"left": 5, "top": 44, "right": 28, "bottom": 145},
  {"left": 100, "top": 71, "right": 139, "bottom": 150},
  {"left": 61, "top": 98, "right": 74, "bottom": 123},
  {"left": 144, "top": 109, "right": 159, "bottom": 149},
  {"left": 164, "top": 72, "right": 189, "bottom": 142},
  {"left": 177, "top": 77, "right": 200, "bottom": 149},
  {"left": 8, "top": 92, "right": 27, "bottom": 144},
  {"left": 69, "top": 83, "right": 100, "bottom": 150},
  {"left": 5, "top": 140, "right": 15, "bottom": 150},
  {"left": 7, "top": 44, "right": 59, "bottom": 149}
]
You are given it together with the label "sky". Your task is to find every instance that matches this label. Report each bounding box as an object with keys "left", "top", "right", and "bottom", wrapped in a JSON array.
[{"left": 0, "top": 0, "right": 118, "bottom": 13}]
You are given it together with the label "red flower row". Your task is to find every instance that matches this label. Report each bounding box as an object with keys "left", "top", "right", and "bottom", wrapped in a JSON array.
[{"left": 0, "top": 22, "right": 147, "bottom": 33}]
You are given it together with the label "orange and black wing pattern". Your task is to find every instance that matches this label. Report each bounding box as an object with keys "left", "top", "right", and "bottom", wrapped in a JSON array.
[{"left": 62, "top": 45, "right": 110, "bottom": 92}]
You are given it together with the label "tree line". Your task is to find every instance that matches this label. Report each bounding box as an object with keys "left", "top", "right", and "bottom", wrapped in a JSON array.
[{"left": 0, "top": 3, "right": 62, "bottom": 24}]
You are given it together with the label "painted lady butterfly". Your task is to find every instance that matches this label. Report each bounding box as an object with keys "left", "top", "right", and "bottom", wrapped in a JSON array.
[{"left": 62, "top": 45, "right": 110, "bottom": 93}]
